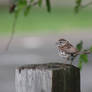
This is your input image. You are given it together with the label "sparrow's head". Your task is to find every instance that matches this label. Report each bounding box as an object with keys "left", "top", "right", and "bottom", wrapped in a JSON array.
[{"left": 56, "top": 38, "right": 68, "bottom": 46}]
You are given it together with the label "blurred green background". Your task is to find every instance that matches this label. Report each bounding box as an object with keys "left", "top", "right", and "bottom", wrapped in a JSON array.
[{"left": 0, "top": 0, "right": 92, "bottom": 36}]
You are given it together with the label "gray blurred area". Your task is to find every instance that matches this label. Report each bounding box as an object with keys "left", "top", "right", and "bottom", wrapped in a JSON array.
[{"left": 0, "top": 31, "right": 92, "bottom": 92}]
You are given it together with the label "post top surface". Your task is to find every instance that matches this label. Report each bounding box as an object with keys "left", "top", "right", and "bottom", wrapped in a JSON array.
[{"left": 17, "top": 63, "right": 80, "bottom": 71}]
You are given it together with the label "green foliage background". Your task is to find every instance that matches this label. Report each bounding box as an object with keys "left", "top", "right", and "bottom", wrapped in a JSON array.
[{"left": 1, "top": 7, "right": 92, "bottom": 36}]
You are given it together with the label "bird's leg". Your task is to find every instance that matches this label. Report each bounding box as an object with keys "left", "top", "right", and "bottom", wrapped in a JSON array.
[
  {"left": 63, "top": 59, "right": 67, "bottom": 68},
  {"left": 63, "top": 59, "right": 67, "bottom": 69},
  {"left": 64, "top": 59, "right": 67, "bottom": 65},
  {"left": 70, "top": 60, "right": 73, "bottom": 65},
  {"left": 70, "top": 56, "right": 74, "bottom": 65},
  {"left": 66, "top": 55, "right": 70, "bottom": 64},
  {"left": 66, "top": 56, "right": 73, "bottom": 65}
]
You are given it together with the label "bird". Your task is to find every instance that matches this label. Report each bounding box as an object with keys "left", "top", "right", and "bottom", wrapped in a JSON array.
[{"left": 56, "top": 38, "right": 79, "bottom": 64}]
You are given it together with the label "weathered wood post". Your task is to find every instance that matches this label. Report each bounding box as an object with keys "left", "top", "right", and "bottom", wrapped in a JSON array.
[{"left": 15, "top": 63, "right": 80, "bottom": 92}]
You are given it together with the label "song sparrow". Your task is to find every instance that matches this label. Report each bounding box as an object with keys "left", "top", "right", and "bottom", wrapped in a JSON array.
[{"left": 56, "top": 38, "right": 79, "bottom": 64}]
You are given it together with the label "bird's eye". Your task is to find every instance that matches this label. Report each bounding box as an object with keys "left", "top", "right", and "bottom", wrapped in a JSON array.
[{"left": 60, "top": 42, "right": 62, "bottom": 43}]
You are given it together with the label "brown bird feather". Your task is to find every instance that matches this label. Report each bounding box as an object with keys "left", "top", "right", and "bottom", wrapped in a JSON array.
[{"left": 58, "top": 42, "right": 78, "bottom": 54}]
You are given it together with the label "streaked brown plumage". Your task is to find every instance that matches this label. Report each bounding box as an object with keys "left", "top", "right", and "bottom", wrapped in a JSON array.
[
  {"left": 58, "top": 41, "right": 78, "bottom": 54},
  {"left": 56, "top": 38, "right": 79, "bottom": 64}
]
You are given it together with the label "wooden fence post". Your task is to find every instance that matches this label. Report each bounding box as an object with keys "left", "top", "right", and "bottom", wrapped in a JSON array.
[{"left": 15, "top": 63, "right": 80, "bottom": 92}]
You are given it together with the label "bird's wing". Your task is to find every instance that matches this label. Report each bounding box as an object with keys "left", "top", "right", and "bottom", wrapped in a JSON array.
[
  {"left": 59, "top": 43, "right": 78, "bottom": 54},
  {"left": 64, "top": 47, "right": 78, "bottom": 54}
]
